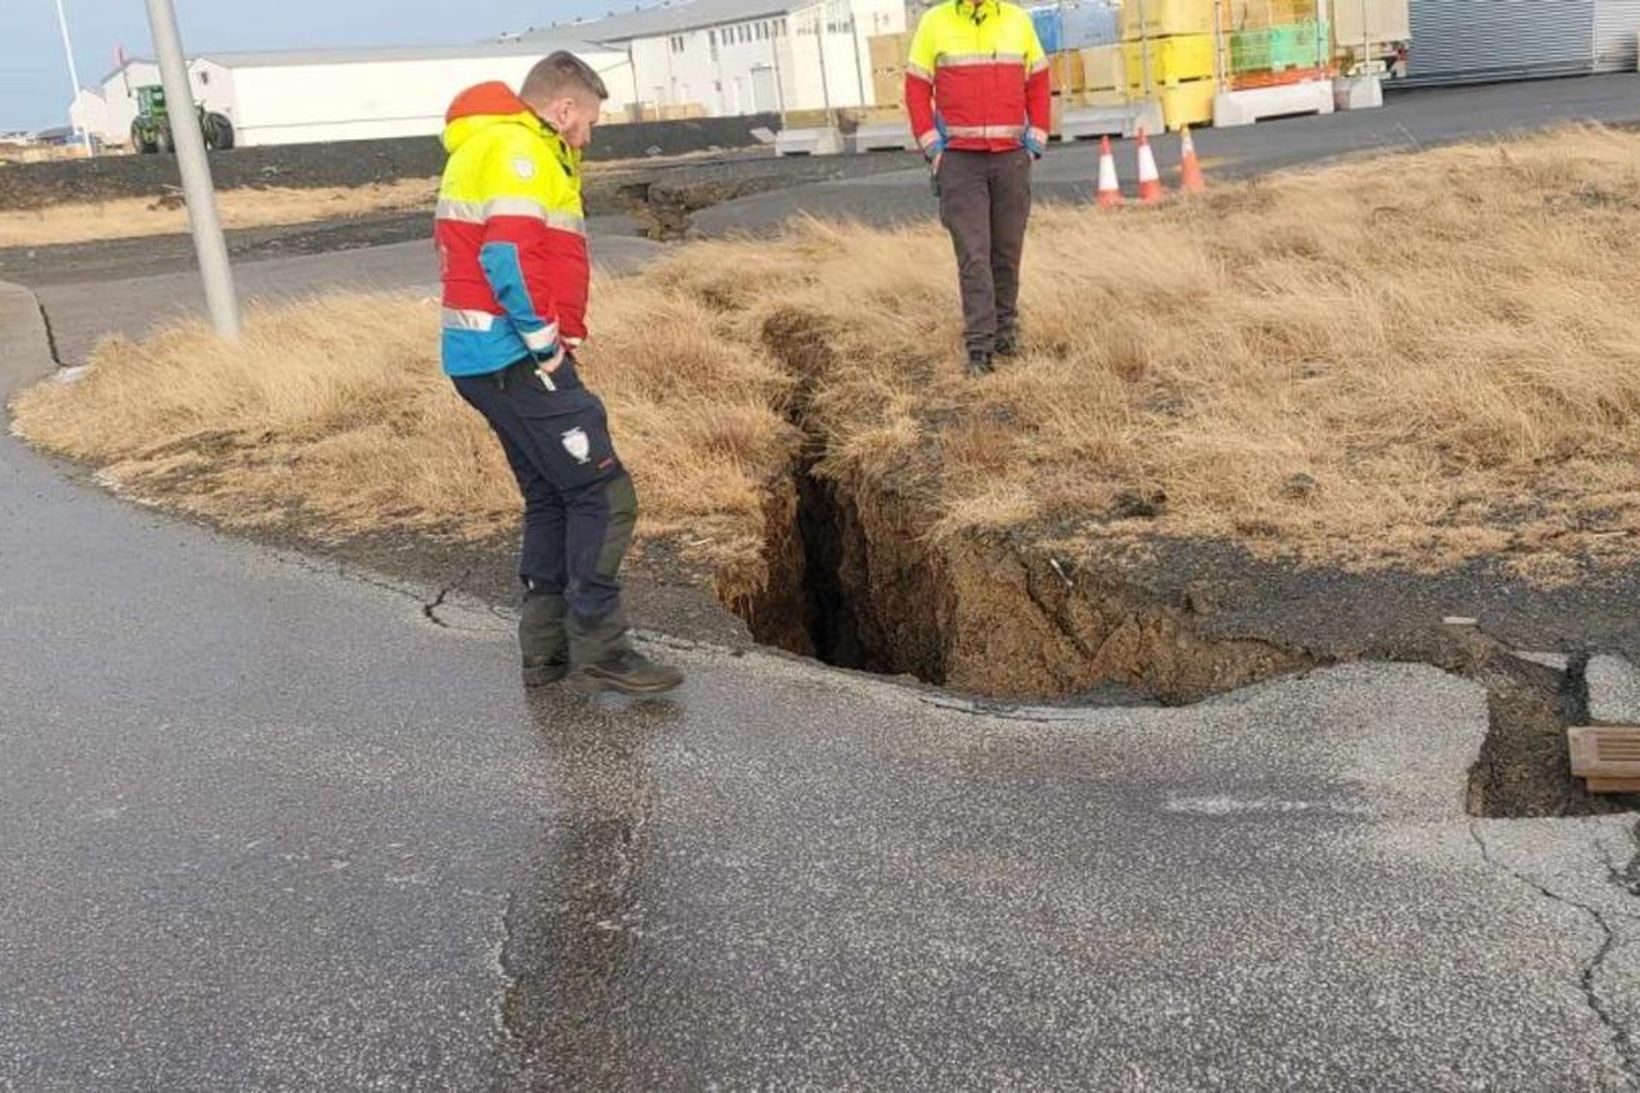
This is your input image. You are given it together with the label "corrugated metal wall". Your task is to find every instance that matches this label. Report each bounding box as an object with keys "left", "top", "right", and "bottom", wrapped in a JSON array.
[
  {"left": 1404, "top": 0, "right": 1595, "bottom": 85},
  {"left": 1594, "top": 0, "right": 1640, "bottom": 70}
]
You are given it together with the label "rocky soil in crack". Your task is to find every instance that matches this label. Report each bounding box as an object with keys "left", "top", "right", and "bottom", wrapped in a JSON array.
[{"left": 714, "top": 306, "right": 1640, "bottom": 821}]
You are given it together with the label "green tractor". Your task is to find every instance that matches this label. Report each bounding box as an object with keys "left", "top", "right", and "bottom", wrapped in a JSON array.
[{"left": 130, "top": 85, "right": 235, "bottom": 154}]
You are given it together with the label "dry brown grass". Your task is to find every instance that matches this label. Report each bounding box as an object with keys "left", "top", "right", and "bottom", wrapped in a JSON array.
[
  {"left": 0, "top": 179, "right": 441, "bottom": 247},
  {"left": 650, "top": 124, "right": 1640, "bottom": 576},
  {"left": 8, "top": 288, "right": 795, "bottom": 579},
  {"left": 14, "top": 125, "right": 1640, "bottom": 584}
]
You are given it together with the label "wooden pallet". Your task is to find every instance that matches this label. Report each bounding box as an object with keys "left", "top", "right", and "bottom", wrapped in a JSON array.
[{"left": 1568, "top": 726, "right": 1640, "bottom": 793}]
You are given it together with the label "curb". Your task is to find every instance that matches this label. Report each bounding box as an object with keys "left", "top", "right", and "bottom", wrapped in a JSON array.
[{"left": 0, "top": 280, "right": 59, "bottom": 401}]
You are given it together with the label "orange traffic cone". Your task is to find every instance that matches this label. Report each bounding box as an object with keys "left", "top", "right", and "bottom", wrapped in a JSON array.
[
  {"left": 1179, "top": 125, "right": 1207, "bottom": 194},
  {"left": 1136, "top": 127, "right": 1165, "bottom": 204},
  {"left": 1096, "top": 135, "right": 1123, "bottom": 208}
]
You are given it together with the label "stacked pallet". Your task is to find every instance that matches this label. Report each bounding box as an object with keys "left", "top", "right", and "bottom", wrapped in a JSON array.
[
  {"left": 1223, "top": 0, "right": 1332, "bottom": 90},
  {"left": 1121, "top": 0, "right": 1216, "bottom": 130}
]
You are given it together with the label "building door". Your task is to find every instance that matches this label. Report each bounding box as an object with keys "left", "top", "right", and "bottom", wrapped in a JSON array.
[
  {"left": 751, "top": 65, "right": 778, "bottom": 112},
  {"left": 1405, "top": 0, "right": 1596, "bottom": 84}
]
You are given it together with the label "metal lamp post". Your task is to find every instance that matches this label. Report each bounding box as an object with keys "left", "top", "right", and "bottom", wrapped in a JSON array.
[
  {"left": 52, "top": 0, "right": 94, "bottom": 157},
  {"left": 143, "top": 0, "right": 241, "bottom": 339}
]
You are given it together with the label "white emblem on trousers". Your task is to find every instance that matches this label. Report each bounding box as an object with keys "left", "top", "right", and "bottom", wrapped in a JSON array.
[{"left": 561, "top": 427, "right": 592, "bottom": 464}]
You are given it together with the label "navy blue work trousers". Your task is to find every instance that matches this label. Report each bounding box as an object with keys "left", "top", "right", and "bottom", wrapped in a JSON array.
[{"left": 452, "top": 355, "right": 635, "bottom": 623}]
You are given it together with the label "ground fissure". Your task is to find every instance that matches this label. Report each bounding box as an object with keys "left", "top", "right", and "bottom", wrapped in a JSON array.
[
  {"left": 731, "top": 307, "right": 1317, "bottom": 706},
  {"left": 715, "top": 312, "right": 1640, "bottom": 823}
]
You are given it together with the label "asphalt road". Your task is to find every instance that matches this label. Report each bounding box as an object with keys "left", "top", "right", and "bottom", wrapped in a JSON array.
[
  {"left": 5, "top": 73, "right": 1640, "bottom": 1086},
  {"left": 693, "top": 72, "right": 1640, "bottom": 234},
  {"left": 4, "top": 276, "right": 1640, "bottom": 1086}
]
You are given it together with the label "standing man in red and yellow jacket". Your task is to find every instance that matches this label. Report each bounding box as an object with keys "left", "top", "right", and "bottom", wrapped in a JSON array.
[
  {"left": 906, "top": 0, "right": 1052, "bottom": 377},
  {"left": 436, "top": 53, "right": 682, "bottom": 696}
]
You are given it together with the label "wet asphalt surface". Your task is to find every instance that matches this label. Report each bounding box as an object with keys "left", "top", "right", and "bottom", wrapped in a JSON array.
[
  {"left": 2, "top": 290, "right": 1637, "bottom": 1082},
  {"left": 4, "top": 74, "right": 1640, "bottom": 1087}
]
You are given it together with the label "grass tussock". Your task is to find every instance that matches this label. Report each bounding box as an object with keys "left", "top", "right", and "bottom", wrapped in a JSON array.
[
  {"left": 14, "top": 126, "right": 1640, "bottom": 582},
  {"left": 0, "top": 179, "right": 441, "bottom": 247}
]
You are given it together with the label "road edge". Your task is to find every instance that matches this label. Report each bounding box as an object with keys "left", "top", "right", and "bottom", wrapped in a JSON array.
[{"left": 0, "top": 279, "right": 59, "bottom": 401}]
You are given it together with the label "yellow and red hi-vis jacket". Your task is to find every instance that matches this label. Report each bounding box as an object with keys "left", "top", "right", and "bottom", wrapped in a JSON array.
[
  {"left": 905, "top": 0, "right": 1052, "bottom": 159},
  {"left": 435, "top": 82, "right": 589, "bottom": 377}
]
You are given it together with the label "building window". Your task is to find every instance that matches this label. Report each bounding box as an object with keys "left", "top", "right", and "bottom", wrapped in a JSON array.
[{"left": 670, "top": 35, "right": 685, "bottom": 53}]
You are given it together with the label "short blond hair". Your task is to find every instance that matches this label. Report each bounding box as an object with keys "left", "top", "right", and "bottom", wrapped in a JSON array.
[{"left": 522, "top": 51, "right": 610, "bottom": 105}]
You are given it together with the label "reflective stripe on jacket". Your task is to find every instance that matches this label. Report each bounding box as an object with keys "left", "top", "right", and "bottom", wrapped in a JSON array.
[
  {"left": 905, "top": 0, "right": 1052, "bottom": 157},
  {"left": 436, "top": 81, "right": 590, "bottom": 378}
]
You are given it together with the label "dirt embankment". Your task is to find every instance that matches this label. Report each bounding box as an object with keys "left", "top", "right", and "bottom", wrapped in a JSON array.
[{"left": 0, "top": 116, "right": 784, "bottom": 212}]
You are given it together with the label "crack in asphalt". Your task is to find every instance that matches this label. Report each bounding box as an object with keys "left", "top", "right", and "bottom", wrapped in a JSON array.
[
  {"left": 1598, "top": 821, "right": 1640, "bottom": 922},
  {"left": 31, "top": 293, "right": 64, "bottom": 366},
  {"left": 1469, "top": 820, "right": 1640, "bottom": 1083},
  {"left": 421, "top": 565, "right": 476, "bottom": 629}
]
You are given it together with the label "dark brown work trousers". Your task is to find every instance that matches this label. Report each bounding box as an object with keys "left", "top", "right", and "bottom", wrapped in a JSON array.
[{"left": 937, "top": 148, "right": 1033, "bottom": 355}]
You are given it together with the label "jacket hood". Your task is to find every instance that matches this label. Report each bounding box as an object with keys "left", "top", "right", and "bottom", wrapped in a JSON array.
[{"left": 442, "top": 82, "right": 541, "bottom": 153}]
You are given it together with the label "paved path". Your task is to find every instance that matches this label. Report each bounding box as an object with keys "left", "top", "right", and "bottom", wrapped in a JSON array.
[
  {"left": 693, "top": 73, "right": 1640, "bottom": 235},
  {"left": 31, "top": 226, "right": 663, "bottom": 367},
  {"left": 2, "top": 279, "right": 1638, "bottom": 1087}
]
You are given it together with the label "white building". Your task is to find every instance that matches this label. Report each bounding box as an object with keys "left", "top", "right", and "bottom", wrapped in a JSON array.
[
  {"left": 75, "top": 41, "right": 636, "bottom": 149},
  {"left": 72, "top": 56, "right": 162, "bottom": 147},
  {"left": 531, "top": 0, "right": 908, "bottom": 116}
]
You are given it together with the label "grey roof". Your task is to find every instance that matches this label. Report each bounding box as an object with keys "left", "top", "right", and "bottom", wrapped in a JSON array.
[
  {"left": 196, "top": 39, "right": 617, "bottom": 69},
  {"left": 98, "top": 56, "right": 156, "bottom": 85},
  {"left": 520, "top": 0, "right": 794, "bottom": 44}
]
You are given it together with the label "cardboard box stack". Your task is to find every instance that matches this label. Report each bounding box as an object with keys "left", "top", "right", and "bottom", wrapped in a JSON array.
[{"left": 869, "top": 31, "right": 912, "bottom": 112}]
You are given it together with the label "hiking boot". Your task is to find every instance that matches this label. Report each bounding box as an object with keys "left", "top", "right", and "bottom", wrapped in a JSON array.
[
  {"left": 966, "top": 350, "right": 994, "bottom": 378},
  {"left": 568, "top": 609, "right": 684, "bottom": 696},
  {"left": 995, "top": 330, "right": 1022, "bottom": 359},
  {"left": 520, "top": 585, "right": 569, "bottom": 687},
  {"left": 575, "top": 647, "right": 685, "bottom": 696}
]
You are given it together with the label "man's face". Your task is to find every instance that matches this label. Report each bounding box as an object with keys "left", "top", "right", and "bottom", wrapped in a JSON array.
[{"left": 538, "top": 92, "right": 600, "bottom": 149}]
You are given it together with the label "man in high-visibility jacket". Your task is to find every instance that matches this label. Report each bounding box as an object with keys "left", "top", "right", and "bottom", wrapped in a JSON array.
[
  {"left": 906, "top": 0, "right": 1052, "bottom": 377},
  {"left": 436, "top": 52, "right": 683, "bottom": 696}
]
